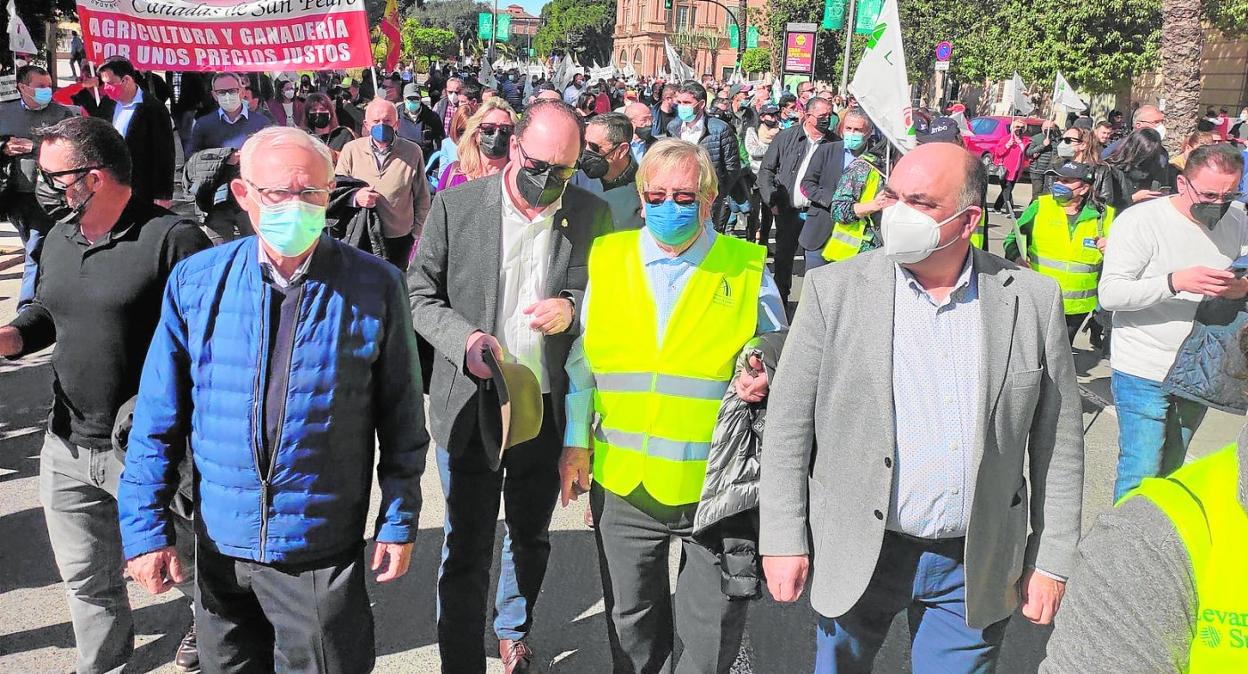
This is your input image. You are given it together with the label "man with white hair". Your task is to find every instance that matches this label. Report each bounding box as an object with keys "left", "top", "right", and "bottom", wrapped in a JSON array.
[{"left": 118, "top": 126, "right": 429, "bottom": 673}]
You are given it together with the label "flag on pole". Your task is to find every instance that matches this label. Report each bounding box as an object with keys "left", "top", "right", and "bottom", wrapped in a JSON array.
[
  {"left": 522, "top": 69, "right": 534, "bottom": 100},
  {"left": 1007, "top": 72, "right": 1035, "bottom": 115},
  {"left": 847, "top": 0, "right": 915, "bottom": 153},
  {"left": 480, "top": 57, "right": 497, "bottom": 88},
  {"left": 664, "top": 40, "right": 695, "bottom": 82},
  {"left": 379, "top": 0, "right": 402, "bottom": 72},
  {"left": 7, "top": 0, "right": 37, "bottom": 55},
  {"left": 1051, "top": 71, "right": 1087, "bottom": 113},
  {"left": 771, "top": 73, "right": 783, "bottom": 104}
]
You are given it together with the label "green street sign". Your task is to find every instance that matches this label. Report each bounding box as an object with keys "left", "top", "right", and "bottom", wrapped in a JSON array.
[
  {"left": 529, "top": 47, "right": 536, "bottom": 57},
  {"left": 747, "top": 25, "right": 759, "bottom": 49},
  {"left": 496, "top": 14, "right": 511, "bottom": 42},
  {"left": 729, "top": 24, "right": 739, "bottom": 49},
  {"left": 477, "top": 12, "right": 493, "bottom": 40},
  {"left": 822, "top": 0, "right": 846, "bottom": 31},
  {"left": 855, "top": 0, "right": 883, "bottom": 35}
]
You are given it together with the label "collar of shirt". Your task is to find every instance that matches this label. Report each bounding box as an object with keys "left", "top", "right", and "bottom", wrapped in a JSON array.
[
  {"left": 640, "top": 223, "right": 715, "bottom": 268},
  {"left": 501, "top": 174, "right": 563, "bottom": 226},
  {"left": 218, "top": 105, "right": 249, "bottom": 124},
  {"left": 895, "top": 251, "right": 978, "bottom": 309},
  {"left": 258, "top": 239, "right": 316, "bottom": 289},
  {"left": 681, "top": 116, "right": 705, "bottom": 134},
  {"left": 117, "top": 87, "right": 143, "bottom": 110}
]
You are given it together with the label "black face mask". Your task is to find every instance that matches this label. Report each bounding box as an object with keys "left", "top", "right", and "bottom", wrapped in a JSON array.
[
  {"left": 579, "top": 148, "right": 610, "bottom": 179},
  {"left": 307, "top": 111, "right": 331, "bottom": 129},
  {"left": 634, "top": 126, "right": 653, "bottom": 142},
  {"left": 515, "top": 166, "right": 569, "bottom": 208},
  {"left": 36, "top": 173, "right": 93, "bottom": 223},
  {"left": 814, "top": 116, "right": 833, "bottom": 133},
  {"left": 479, "top": 128, "right": 512, "bottom": 160},
  {"left": 1191, "top": 200, "right": 1232, "bottom": 229}
]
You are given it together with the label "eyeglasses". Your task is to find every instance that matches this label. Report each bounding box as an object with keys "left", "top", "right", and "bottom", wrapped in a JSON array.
[
  {"left": 516, "top": 143, "right": 578, "bottom": 180},
  {"left": 38, "top": 165, "right": 101, "bottom": 192},
  {"left": 244, "top": 180, "right": 331, "bottom": 206},
  {"left": 1061, "top": 136, "right": 1081, "bottom": 143},
  {"left": 586, "top": 141, "right": 620, "bottom": 156},
  {"left": 641, "top": 189, "right": 699, "bottom": 206},
  {"left": 479, "top": 123, "right": 514, "bottom": 135},
  {"left": 213, "top": 87, "right": 240, "bottom": 96}
]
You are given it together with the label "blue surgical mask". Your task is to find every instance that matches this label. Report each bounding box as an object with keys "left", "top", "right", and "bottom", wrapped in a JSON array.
[
  {"left": 843, "top": 131, "right": 866, "bottom": 151},
  {"left": 256, "top": 200, "right": 326, "bottom": 257},
  {"left": 1050, "top": 183, "right": 1076, "bottom": 205},
  {"left": 644, "top": 199, "right": 701, "bottom": 246},
  {"left": 676, "top": 104, "right": 697, "bottom": 123},
  {"left": 370, "top": 123, "right": 396, "bottom": 145},
  {"left": 33, "top": 87, "right": 53, "bottom": 106},
  {"left": 405, "top": 99, "right": 421, "bottom": 114}
]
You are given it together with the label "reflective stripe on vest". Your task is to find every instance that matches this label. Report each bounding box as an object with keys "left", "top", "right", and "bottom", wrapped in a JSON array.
[
  {"left": 1125, "top": 445, "right": 1248, "bottom": 672},
  {"left": 583, "top": 230, "right": 765, "bottom": 506},
  {"left": 1027, "top": 196, "right": 1112, "bottom": 315},
  {"left": 970, "top": 208, "right": 987, "bottom": 249},
  {"left": 822, "top": 168, "right": 883, "bottom": 262}
]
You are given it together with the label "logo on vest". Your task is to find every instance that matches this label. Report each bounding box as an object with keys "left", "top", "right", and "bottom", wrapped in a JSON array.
[
  {"left": 1199, "top": 608, "right": 1248, "bottom": 648},
  {"left": 712, "top": 278, "right": 734, "bottom": 307}
]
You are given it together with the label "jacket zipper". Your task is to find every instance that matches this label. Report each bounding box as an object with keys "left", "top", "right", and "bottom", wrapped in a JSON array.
[
  {"left": 258, "top": 284, "right": 305, "bottom": 561},
  {"left": 251, "top": 290, "right": 270, "bottom": 562}
]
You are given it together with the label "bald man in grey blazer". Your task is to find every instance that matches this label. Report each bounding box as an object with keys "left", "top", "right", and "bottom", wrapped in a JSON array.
[{"left": 759, "top": 143, "right": 1085, "bottom": 672}]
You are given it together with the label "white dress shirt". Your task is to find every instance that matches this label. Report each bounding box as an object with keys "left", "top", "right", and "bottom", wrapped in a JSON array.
[
  {"left": 111, "top": 88, "right": 143, "bottom": 138},
  {"left": 497, "top": 178, "right": 559, "bottom": 393},
  {"left": 680, "top": 116, "right": 705, "bottom": 144},
  {"left": 791, "top": 137, "right": 823, "bottom": 209}
]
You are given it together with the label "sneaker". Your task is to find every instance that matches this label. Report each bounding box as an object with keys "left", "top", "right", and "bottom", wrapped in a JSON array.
[{"left": 174, "top": 620, "right": 200, "bottom": 673}]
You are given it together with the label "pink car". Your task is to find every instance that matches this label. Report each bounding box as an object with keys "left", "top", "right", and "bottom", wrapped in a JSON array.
[{"left": 965, "top": 116, "right": 1046, "bottom": 175}]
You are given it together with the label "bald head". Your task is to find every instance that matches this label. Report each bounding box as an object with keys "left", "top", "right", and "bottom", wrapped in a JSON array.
[
  {"left": 889, "top": 143, "right": 984, "bottom": 213},
  {"left": 1133, "top": 104, "right": 1165, "bottom": 130},
  {"left": 624, "top": 102, "right": 653, "bottom": 134},
  {"left": 364, "top": 97, "right": 399, "bottom": 126},
  {"left": 516, "top": 99, "right": 585, "bottom": 149}
]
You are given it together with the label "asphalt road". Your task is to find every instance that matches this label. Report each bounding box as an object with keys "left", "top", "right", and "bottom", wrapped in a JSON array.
[{"left": 1, "top": 183, "right": 1243, "bottom": 673}]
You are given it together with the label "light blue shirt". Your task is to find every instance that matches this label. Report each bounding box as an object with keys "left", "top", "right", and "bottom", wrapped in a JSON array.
[
  {"left": 630, "top": 139, "right": 647, "bottom": 164},
  {"left": 888, "top": 253, "right": 982, "bottom": 539},
  {"left": 111, "top": 87, "right": 143, "bottom": 138},
  {"left": 562, "top": 226, "right": 787, "bottom": 447}
]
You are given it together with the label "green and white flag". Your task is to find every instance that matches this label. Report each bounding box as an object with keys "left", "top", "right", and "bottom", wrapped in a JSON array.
[
  {"left": 847, "top": 0, "right": 915, "bottom": 152},
  {"left": 1052, "top": 71, "right": 1087, "bottom": 113}
]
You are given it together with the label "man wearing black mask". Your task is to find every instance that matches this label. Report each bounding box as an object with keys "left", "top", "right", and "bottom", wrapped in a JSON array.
[
  {"left": 585, "top": 113, "right": 644, "bottom": 230},
  {"left": 624, "top": 101, "right": 655, "bottom": 162},
  {"left": 408, "top": 100, "right": 614, "bottom": 674}
]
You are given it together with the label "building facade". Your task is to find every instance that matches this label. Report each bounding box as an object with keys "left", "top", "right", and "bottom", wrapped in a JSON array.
[{"left": 612, "top": 0, "right": 770, "bottom": 80}]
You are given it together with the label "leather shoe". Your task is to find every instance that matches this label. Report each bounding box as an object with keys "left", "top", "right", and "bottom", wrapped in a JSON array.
[
  {"left": 174, "top": 620, "right": 200, "bottom": 672},
  {"left": 500, "top": 638, "right": 534, "bottom": 674}
]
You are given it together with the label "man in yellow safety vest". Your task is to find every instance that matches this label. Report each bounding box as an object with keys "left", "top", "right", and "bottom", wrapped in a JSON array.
[
  {"left": 558, "top": 138, "right": 788, "bottom": 673},
  {"left": 1040, "top": 436, "right": 1248, "bottom": 672},
  {"left": 1004, "top": 160, "right": 1114, "bottom": 342}
]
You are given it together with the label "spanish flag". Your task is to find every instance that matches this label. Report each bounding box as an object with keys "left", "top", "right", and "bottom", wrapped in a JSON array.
[{"left": 380, "top": 0, "right": 401, "bottom": 72}]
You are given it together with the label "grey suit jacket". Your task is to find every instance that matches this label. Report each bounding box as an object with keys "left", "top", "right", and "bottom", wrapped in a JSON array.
[
  {"left": 408, "top": 173, "right": 614, "bottom": 452},
  {"left": 759, "top": 247, "right": 1085, "bottom": 628}
]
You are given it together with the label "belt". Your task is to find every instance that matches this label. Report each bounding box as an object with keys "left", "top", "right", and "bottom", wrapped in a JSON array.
[{"left": 886, "top": 530, "right": 966, "bottom": 549}]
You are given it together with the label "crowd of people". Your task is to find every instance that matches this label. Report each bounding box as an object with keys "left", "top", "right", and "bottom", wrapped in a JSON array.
[{"left": 2, "top": 53, "right": 1248, "bottom": 674}]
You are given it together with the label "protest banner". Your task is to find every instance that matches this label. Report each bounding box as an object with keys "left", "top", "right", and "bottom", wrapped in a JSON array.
[{"left": 75, "top": 0, "right": 374, "bottom": 72}]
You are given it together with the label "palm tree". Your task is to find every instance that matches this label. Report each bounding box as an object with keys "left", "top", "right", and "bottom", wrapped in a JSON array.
[{"left": 1160, "top": 0, "right": 1204, "bottom": 153}]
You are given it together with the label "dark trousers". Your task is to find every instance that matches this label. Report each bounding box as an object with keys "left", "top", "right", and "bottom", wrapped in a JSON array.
[
  {"left": 436, "top": 396, "right": 561, "bottom": 673},
  {"left": 746, "top": 190, "right": 773, "bottom": 247},
  {"left": 992, "top": 180, "right": 1017, "bottom": 212},
  {"left": 592, "top": 484, "right": 749, "bottom": 674},
  {"left": 772, "top": 206, "right": 806, "bottom": 305},
  {"left": 383, "top": 234, "right": 416, "bottom": 271},
  {"left": 1065, "top": 312, "right": 1088, "bottom": 344},
  {"left": 195, "top": 542, "right": 375, "bottom": 674}
]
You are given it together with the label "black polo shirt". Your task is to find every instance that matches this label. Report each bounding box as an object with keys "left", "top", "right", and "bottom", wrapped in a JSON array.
[{"left": 8, "top": 197, "right": 211, "bottom": 449}]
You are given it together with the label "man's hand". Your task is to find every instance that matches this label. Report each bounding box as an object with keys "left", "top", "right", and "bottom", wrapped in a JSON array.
[
  {"left": 371, "top": 541, "right": 413, "bottom": 582},
  {"left": 858, "top": 192, "right": 897, "bottom": 217},
  {"left": 225, "top": 150, "right": 240, "bottom": 166},
  {"left": 763, "top": 555, "right": 810, "bottom": 603},
  {"left": 1013, "top": 257, "right": 1031, "bottom": 270},
  {"left": 3, "top": 137, "right": 33, "bottom": 156},
  {"left": 1095, "top": 237, "right": 1107, "bottom": 252},
  {"left": 734, "top": 354, "right": 769, "bottom": 403},
  {"left": 465, "top": 330, "right": 503, "bottom": 379},
  {"left": 1019, "top": 569, "right": 1066, "bottom": 625},
  {"left": 1172, "top": 266, "right": 1236, "bottom": 297},
  {"left": 355, "top": 187, "right": 380, "bottom": 208},
  {"left": 126, "top": 547, "right": 185, "bottom": 595},
  {"left": 1132, "top": 189, "right": 1165, "bottom": 203},
  {"left": 0, "top": 326, "right": 24, "bottom": 358},
  {"left": 1217, "top": 276, "right": 1248, "bottom": 300},
  {"left": 82, "top": 76, "right": 98, "bottom": 89},
  {"left": 524, "top": 298, "right": 574, "bottom": 335},
  {"left": 559, "top": 446, "right": 591, "bottom": 507}
]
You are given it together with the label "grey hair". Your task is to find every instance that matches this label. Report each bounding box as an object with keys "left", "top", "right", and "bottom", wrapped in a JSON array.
[
  {"left": 239, "top": 126, "right": 334, "bottom": 183},
  {"left": 841, "top": 107, "right": 873, "bottom": 130},
  {"left": 956, "top": 151, "right": 987, "bottom": 211},
  {"left": 211, "top": 72, "right": 242, "bottom": 89}
]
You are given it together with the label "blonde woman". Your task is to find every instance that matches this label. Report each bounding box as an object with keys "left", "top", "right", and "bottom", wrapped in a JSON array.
[{"left": 437, "top": 99, "right": 517, "bottom": 191}]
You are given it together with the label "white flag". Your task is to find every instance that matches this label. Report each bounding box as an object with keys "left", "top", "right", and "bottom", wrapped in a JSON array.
[
  {"left": 522, "top": 69, "right": 534, "bottom": 101},
  {"left": 8, "top": 0, "right": 38, "bottom": 55},
  {"left": 1051, "top": 71, "right": 1087, "bottom": 113},
  {"left": 664, "top": 40, "right": 694, "bottom": 83},
  {"left": 771, "top": 74, "right": 783, "bottom": 104},
  {"left": 848, "top": 0, "right": 915, "bottom": 153},
  {"left": 479, "top": 58, "right": 497, "bottom": 88},
  {"left": 1008, "top": 72, "right": 1035, "bottom": 115}
]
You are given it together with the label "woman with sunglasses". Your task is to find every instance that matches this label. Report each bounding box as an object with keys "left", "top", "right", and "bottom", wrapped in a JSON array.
[{"left": 437, "top": 99, "right": 517, "bottom": 192}]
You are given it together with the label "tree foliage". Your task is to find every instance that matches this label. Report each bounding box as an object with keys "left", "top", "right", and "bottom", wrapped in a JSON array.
[
  {"left": 402, "top": 22, "right": 458, "bottom": 63},
  {"left": 0, "top": 0, "right": 78, "bottom": 70},
  {"left": 533, "top": 0, "right": 616, "bottom": 64},
  {"left": 406, "top": 0, "right": 492, "bottom": 56},
  {"left": 741, "top": 47, "right": 770, "bottom": 76}
]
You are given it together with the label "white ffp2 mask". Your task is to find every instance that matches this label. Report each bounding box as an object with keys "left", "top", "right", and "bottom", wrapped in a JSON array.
[{"left": 881, "top": 200, "right": 969, "bottom": 265}]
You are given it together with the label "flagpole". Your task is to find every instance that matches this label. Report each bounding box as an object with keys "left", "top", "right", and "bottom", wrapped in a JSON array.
[
  {"left": 88, "top": 61, "right": 99, "bottom": 106},
  {"left": 839, "top": 0, "right": 857, "bottom": 96}
]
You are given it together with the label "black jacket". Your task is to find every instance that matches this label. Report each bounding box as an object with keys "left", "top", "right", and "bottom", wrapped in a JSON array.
[
  {"left": 797, "top": 140, "right": 850, "bottom": 251},
  {"left": 757, "top": 125, "right": 838, "bottom": 211},
  {"left": 93, "top": 93, "right": 177, "bottom": 202},
  {"left": 397, "top": 104, "right": 446, "bottom": 160},
  {"left": 666, "top": 115, "right": 741, "bottom": 192}
]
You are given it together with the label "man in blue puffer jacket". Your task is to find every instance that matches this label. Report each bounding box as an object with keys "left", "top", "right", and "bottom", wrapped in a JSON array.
[
  {"left": 668, "top": 80, "right": 742, "bottom": 233},
  {"left": 118, "top": 126, "right": 429, "bottom": 674}
]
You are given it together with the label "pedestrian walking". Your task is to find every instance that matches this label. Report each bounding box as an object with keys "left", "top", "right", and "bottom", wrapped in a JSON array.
[
  {"left": 668, "top": 81, "right": 740, "bottom": 235},
  {"left": 436, "top": 99, "right": 516, "bottom": 191},
  {"left": 94, "top": 58, "right": 177, "bottom": 207},
  {"left": 990, "top": 118, "right": 1029, "bottom": 213},
  {"left": 800, "top": 107, "right": 873, "bottom": 272}
]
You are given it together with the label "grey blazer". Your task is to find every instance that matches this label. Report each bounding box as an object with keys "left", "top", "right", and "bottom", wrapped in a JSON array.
[
  {"left": 408, "top": 173, "right": 613, "bottom": 453},
  {"left": 759, "top": 247, "right": 1085, "bottom": 628}
]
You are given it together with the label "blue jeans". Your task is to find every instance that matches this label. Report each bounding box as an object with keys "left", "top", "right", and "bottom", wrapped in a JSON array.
[
  {"left": 18, "top": 225, "right": 43, "bottom": 308},
  {"left": 815, "top": 533, "right": 1008, "bottom": 674},
  {"left": 1111, "top": 370, "right": 1209, "bottom": 501}
]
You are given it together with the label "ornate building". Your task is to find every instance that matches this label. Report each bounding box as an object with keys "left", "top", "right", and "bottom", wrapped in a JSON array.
[{"left": 612, "top": 0, "right": 770, "bottom": 79}]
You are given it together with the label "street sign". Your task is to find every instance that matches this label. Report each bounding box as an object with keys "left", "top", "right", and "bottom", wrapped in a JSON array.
[
  {"left": 730, "top": 23, "right": 739, "bottom": 49},
  {"left": 747, "top": 26, "right": 759, "bottom": 49},
  {"left": 822, "top": 0, "right": 847, "bottom": 31},
  {"left": 784, "top": 26, "right": 817, "bottom": 74},
  {"left": 935, "top": 41, "right": 953, "bottom": 62},
  {"left": 935, "top": 60, "right": 950, "bottom": 71}
]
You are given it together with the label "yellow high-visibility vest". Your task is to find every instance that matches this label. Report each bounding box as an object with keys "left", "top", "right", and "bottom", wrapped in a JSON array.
[
  {"left": 583, "top": 230, "right": 764, "bottom": 506},
  {"left": 971, "top": 208, "right": 987, "bottom": 249},
  {"left": 1027, "top": 195, "right": 1115, "bottom": 315},
  {"left": 822, "top": 167, "right": 883, "bottom": 262},
  {"left": 1125, "top": 444, "right": 1248, "bottom": 672}
]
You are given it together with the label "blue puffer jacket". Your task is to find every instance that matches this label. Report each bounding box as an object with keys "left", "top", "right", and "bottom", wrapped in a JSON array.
[
  {"left": 118, "top": 236, "right": 428, "bottom": 564},
  {"left": 667, "top": 114, "right": 742, "bottom": 191},
  {"left": 1163, "top": 296, "right": 1248, "bottom": 415}
]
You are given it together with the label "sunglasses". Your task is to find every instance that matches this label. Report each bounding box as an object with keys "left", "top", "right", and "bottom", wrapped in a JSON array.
[
  {"left": 479, "top": 123, "right": 514, "bottom": 135},
  {"left": 39, "top": 165, "right": 101, "bottom": 192},
  {"left": 516, "top": 143, "right": 577, "bottom": 180},
  {"left": 641, "top": 189, "right": 698, "bottom": 206},
  {"left": 1061, "top": 136, "right": 1081, "bottom": 143}
]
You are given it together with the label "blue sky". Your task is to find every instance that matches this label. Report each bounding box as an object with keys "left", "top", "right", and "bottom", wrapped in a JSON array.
[{"left": 508, "top": 0, "right": 549, "bottom": 17}]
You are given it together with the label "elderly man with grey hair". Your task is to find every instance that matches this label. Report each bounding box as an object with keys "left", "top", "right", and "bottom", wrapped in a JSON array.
[
  {"left": 761, "top": 142, "right": 1085, "bottom": 672},
  {"left": 118, "top": 125, "right": 429, "bottom": 673},
  {"left": 798, "top": 106, "right": 875, "bottom": 272}
]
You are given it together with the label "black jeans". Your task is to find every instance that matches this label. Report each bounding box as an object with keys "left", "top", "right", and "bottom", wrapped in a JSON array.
[
  {"left": 383, "top": 234, "right": 416, "bottom": 271},
  {"left": 772, "top": 206, "right": 806, "bottom": 305},
  {"left": 195, "top": 542, "right": 375, "bottom": 674},
  {"left": 992, "top": 179, "right": 1018, "bottom": 211}
]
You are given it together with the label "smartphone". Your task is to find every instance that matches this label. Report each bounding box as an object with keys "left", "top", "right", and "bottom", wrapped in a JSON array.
[
  {"left": 1154, "top": 186, "right": 1173, "bottom": 195},
  {"left": 1231, "top": 255, "right": 1248, "bottom": 278}
]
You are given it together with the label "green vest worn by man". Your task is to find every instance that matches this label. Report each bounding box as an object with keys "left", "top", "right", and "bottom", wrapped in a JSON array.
[
  {"left": 1026, "top": 194, "right": 1115, "bottom": 315},
  {"left": 822, "top": 167, "right": 883, "bottom": 262},
  {"left": 584, "top": 229, "right": 765, "bottom": 506},
  {"left": 1125, "top": 444, "right": 1248, "bottom": 672}
]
